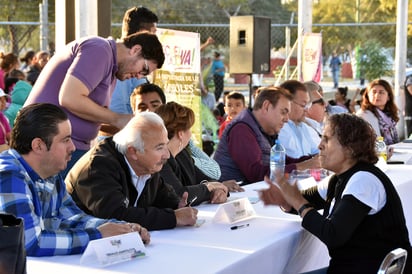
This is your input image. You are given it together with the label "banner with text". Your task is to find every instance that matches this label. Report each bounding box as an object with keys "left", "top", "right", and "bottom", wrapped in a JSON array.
[
  {"left": 154, "top": 28, "right": 202, "bottom": 147},
  {"left": 302, "top": 33, "right": 322, "bottom": 82}
]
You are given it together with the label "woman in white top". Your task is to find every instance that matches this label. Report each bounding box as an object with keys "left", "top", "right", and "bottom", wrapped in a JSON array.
[
  {"left": 356, "top": 79, "right": 399, "bottom": 145},
  {"left": 259, "top": 113, "right": 411, "bottom": 273}
]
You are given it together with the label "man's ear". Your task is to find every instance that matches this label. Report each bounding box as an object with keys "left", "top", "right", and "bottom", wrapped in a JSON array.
[
  {"left": 31, "top": 137, "right": 45, "bottom": 153},
  {"left": 127, "top": 146, "right": 144, "bottom": 161},
  {"left": 130, "top": 44, "right": 142, "bottom": 56},
  {"left": 177, "top": 130, "right": 185, "bottom": 141},
  {"left": 262, "top": 100, "right": 271, "bottom": 112}
]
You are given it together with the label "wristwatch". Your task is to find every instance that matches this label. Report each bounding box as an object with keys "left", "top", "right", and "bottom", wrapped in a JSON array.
[{"left": 298, "top": 203, "right": 313, "bottom": 217}]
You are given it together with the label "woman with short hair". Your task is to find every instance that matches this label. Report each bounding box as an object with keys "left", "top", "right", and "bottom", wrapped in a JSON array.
[{"left": 260, "top": 113, "right": 411, "bottom": 273}]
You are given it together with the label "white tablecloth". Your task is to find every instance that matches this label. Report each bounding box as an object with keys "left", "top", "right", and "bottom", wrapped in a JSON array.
[{"left": 26, "top": 164, "right": 412, "bottom": 274}]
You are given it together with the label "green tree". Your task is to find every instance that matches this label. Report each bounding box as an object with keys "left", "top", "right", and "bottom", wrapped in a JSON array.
[
  {"left": 361, "top": 40, "right": 392, "bottom": 81},
  {"left": 0, "top": 0, "right": 55, "bottom": 55},
  {"left": 282, "top": 0, "right": 399, "bottom": 56}
]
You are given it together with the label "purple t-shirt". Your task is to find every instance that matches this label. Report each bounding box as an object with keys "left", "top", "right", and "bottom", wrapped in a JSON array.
[{"left": 24, "top": 37, "right": 118, "bottom": 150}]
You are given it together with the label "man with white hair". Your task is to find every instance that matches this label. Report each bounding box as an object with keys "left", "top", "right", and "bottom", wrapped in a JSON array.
[{"left": 66, "top": 112, "right": 198, "bottom": 231}]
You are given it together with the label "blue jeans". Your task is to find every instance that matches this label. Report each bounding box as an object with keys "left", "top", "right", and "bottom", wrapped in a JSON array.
[{"left": 332, "top": 70, "right": 339, "bottom": 88}]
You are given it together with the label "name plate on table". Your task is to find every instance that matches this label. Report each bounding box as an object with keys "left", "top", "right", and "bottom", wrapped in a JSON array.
[
  {"left": 213, "top": 197, "right": 256, "bottom": 224},
  {"left": 80, "top": 232, "right": 146, "bottom": 267}
]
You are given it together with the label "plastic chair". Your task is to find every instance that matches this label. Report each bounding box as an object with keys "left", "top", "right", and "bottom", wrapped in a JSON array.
[{"left": 377, "top": 248, "right": 408, "bottom": 274}]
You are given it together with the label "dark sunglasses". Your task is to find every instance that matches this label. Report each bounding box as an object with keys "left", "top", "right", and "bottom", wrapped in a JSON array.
[{"left": 311, "top": 98, "right": 325, "bottom": 105}]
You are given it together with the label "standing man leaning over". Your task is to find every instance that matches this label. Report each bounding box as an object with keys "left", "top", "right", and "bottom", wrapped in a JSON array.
[
  {"left": 24, "top": 31, "right": 165, "bottom": 177},
  {"left": 214, "top": 87, "right": 292, "bottom": 184},
  {"left": 0, "top": 103, "right": 149, "bottom": 257},
  {"left": 66, "top": 112, "right": 198, "bottom": 231},
  {"left": 100, "top": 6, "right": 159, "bottom": 138},
  {"left": 109, "top": 6, "right": 159, "bottom": 115}
]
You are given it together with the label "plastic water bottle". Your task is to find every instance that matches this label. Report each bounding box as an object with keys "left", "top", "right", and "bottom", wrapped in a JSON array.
[
  {"left": 270, "top": 140, "right": 286, "bottom": 181},
  {"left": 375, "top": 136, "right": 388, "bottom": 171},
  {"left": 376, "top": 136, "right": 387, "bottom": 162}
]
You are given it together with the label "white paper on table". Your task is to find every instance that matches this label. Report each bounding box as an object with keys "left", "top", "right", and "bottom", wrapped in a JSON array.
[
  {"left": 213, "top": 197, "right": 256, "bottom": 224},
  {"left": 80, "top": 231, "right": 146, "bottom": 267}
]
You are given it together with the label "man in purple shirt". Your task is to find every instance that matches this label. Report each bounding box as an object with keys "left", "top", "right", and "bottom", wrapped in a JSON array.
[
  {"left": 214, "top": 86, "right": 292, "bottom": 184},
  {"left": 24, "top": 31, "right": 165, "bottom": 177}
]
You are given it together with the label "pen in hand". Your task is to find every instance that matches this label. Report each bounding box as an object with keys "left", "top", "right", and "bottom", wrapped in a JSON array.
[{"left": 185, "top": 196, "right": 198, "bottom": 207}]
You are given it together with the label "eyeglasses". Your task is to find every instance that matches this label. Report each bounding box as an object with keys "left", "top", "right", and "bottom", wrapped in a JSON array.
[
  {"left": 311, "top": 98, "right": 325, "bottom": 106},
  {"left": 140, "top": 59, "right": 150, "bottom": 76},
  {"left": 292, "top": 100, "right": 311, "bottom": 110}
]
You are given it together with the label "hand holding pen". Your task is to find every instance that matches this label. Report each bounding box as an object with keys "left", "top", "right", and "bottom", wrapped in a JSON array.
[
  {"left": 178, "top": 192, "right": 198, "bottom": 208},
  {"left": 185, "top": 196, "right": 198, "bottom": 207},
  {"left": 175, "top": 192, "right": 199, "bottom": 226}
]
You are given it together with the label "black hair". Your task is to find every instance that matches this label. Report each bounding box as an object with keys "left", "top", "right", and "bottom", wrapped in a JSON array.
[
  {"left": 122, "top": 6, "right": 158, "bottom": 37},
  {"left": 11, "top": 103, "right": 68, "bottom": 154},
  {"left": 123, "top": 31, "right": 165, "bottom": 68},
  {"left": 337, "top": 86, "right": 348, "bottom": 98}
]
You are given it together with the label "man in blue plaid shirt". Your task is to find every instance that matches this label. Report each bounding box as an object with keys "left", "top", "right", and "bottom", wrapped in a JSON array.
[{"left": 0, "top": 103, "right": 150, "bottom": 256}]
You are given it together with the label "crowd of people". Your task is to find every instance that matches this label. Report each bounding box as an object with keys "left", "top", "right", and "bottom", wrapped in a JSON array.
[{"left": 0, "top": 5, "right": 411, "bottom": 274}]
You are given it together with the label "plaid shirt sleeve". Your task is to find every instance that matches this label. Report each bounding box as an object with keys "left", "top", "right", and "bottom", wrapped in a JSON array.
[
  {"left": 0, "top": 156, "right": 110, "bottom": 257},
  {"left": 189, "top": 140, "right": 221, "bottom": 180}
]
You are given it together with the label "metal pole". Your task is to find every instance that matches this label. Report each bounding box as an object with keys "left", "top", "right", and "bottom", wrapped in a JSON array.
[
  {"left": 39, "top": 0, "right": 48, "bottom": 51},
  {"left": 297, "top": 0, "right": 312, "bottom": 81},
  {"left": 285, "top": 12, "right": 294, "bottom": 80},
  {"left": 394, "top": 0, "right": 409, "bottom": 139}
]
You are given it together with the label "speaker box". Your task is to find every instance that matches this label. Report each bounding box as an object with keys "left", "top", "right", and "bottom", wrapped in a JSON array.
[{"left": 230, "top": 16, "right": 271, "bottom": 74}]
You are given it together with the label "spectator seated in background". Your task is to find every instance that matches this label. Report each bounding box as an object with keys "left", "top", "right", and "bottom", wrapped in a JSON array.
[
  {"left": 316, "top": 82, "right": 348, "bottom": 115},
  {"left": 66, "top": 111, "right": 198, "bottom": 231},
  {"left": 4, "top": 79, "right": 32, "bottom": 128},
  {"left": 0, "top": 88, "right": 11, "bottom": 151},
  {"left": 156, "top": 102, "right": 242, "bottom": 205},
  {"left": 218, "top": 91, "right": 246, "bottom": 139},
  {"left": 0, "top": 103, "right": 149, "bottom": 256},
  {"left": 328, "top": 86, "right": 352, "bottom": 112},
  {"left": 278, "top": 80, "right": 321, "bottom": 173},
  {"left": 4, "top": 69, "right": 26, "bottom": 94},
  {"left": 26, "top": 50, "right": 50, "bottom": 86},
  {"left": 201, "top": 85, "right": 216, "bottom": 111},
  {"left": 19, "top": 50, "right": 35, "bottom": 73},
  {"left": 214, "top": 86, "right": 292, "bottom": 184},
  {"left": 0, "top": 52, "right": 19, "bottom": 91},
  {"left": 356, "top": 79, "right": 399, "bottom": 145},
  {"left": 215, "top": 90, "right": 230, "bottom": 119}
]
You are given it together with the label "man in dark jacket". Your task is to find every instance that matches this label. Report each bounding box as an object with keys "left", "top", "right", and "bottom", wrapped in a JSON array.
[{"left": 66, "top": 112, "right": 198, "bottom": 231}]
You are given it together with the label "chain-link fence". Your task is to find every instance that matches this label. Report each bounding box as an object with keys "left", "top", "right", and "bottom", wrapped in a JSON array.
[
  {"left": 1, "top": 21, "right": 402, "bottom": 77},
  {"left": 0, "top": 17, "right": 408, "bottom": 96}
]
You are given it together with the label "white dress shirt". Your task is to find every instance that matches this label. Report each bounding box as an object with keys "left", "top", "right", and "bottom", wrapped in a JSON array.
[{"left": 278, "top": 120, "right": 321, "bottom": 159}]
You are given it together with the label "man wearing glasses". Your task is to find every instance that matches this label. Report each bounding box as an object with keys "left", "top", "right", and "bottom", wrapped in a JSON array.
[
  {"left": 304, "top": 81, "right": 348, "bottom": 138},
  {"left": 99, "top": 7, "right": 159, "bottom": 140},
  {"left": 278, "top": 80, "right": 321, "bottom": 172},
  {"left": 109, "top": 6, "right": 158, "bottom": 116},
  {"left": 24, "top": 31, "right": 165, "bottom": 178},
  {"left": 214, "top": 86, "right": 292, "bottom": 184}
]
